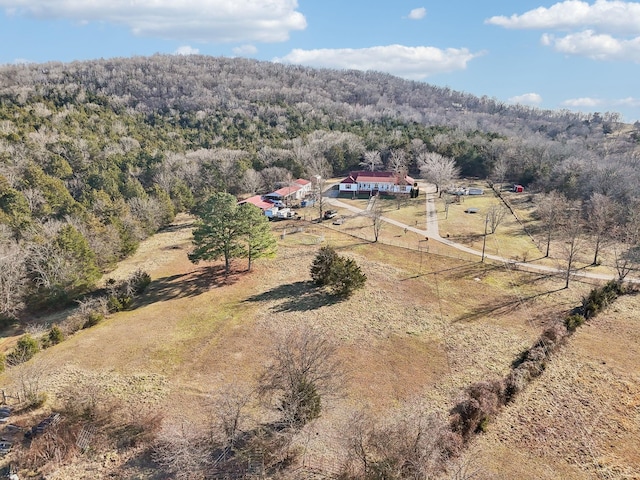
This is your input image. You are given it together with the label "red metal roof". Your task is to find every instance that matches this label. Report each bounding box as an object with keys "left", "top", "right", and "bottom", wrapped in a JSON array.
[
  {"left": 340, "top": 175, "right": 357, "bottom": 184},
  {"left": 269, "top": 185, "right": 303, "bottom": 197},
  {"left": 294, "top": 178, "right": 311, "bottom": 186},
  {"left": 345, "top": 171, "right": 414, "bottom": 185},
  {"left": 238, "top": 195, "right": 275, "bottom": 210}
]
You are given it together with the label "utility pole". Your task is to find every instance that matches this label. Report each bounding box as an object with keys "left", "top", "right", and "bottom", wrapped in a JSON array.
[{"left": 481, "top": 213, "right": 489, "bottom": 263}]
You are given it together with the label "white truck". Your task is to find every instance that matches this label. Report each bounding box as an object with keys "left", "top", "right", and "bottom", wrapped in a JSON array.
[{"left": 276, "top": 208, "right": 297, "bottom": 219}]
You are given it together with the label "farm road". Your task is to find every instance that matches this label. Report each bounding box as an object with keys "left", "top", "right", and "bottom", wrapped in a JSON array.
[{"left": 324, "top": 184, "right": 626, "bottom": 284}]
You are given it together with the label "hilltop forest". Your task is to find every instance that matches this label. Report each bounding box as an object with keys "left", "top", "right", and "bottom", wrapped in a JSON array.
[{"left": 0, "top": 54, "right": 639, "bottom": 317}]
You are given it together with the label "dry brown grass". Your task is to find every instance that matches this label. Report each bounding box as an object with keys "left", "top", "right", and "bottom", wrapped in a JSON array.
[
  {"left": 0, "top": 207, "right": 637, "bottom": 478},
  {"left": 450, "top": 293, "right": 640, "bottom": 479}
]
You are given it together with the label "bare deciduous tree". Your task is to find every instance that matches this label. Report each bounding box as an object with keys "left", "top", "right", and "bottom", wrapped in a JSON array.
[
  {"left": 207, "top": 384, "right": 254, "bottom": 452},
  {"left": 369, "top": 200, "right": 384, "bottom": 242},
  {"left": 240, "top": 168, "right": 264, "bottom": 195},
  {"left": 305, "top": 155, "right": 332, "bottom": 220},
  {"left": 486, "top": 204, "right": 507, "bottom": 234},
  {"left": 612, "top": 242, "right": 640, "bottom": 282},
  {"left": 586, "top": 192, "right": 617, "bottom": 265},
  {"left": 341, "top": 404, "right": 460, "bottom": 479},
  {"left": 537, "top": 191, "right": 566, "bottom": 257},
  {"left": 258, "top": 328, "right": 341, "bottom": 429},
  {"left": 560, "top": 203, "right": 585, "bottom": 289},
  {"left": 491, "top": 156, "right": 509, "bottom": 189},
  {"left": 0, "top": 237, "right": 27, "bottom": 319},
  {"left": 360, "top": 150, "right": 382, "bottom": 172},
  {"left": 417, "top": 152, "right": 460, "bottom": 197},
  {"left": 260, "top": 166, "right": 292, "bottom": 193},
  {"left": 387, "top": 149, "right": 407, "bottom": 174},
  {"left": 153, "top": 420, "right": 212, "bottom": 480}
]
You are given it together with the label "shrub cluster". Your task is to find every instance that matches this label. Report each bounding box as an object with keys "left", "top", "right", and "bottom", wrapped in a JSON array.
[
  {"left": 563, "top": 280, "right": 624, "bottom": 331},
  {"left": 6, "top": 334, "right": 40, "bottom": 366},
  {"left": 106, "top": 269, "right": 152, "bottom": 312},
  {"left": 61, "top": 297, "right": 109, "bottom": 335},
  {"left": 505, "top": 323, "right": 569, "bottom": 401},
  {"left": 340, "top": 408, "right": 462, "bottom": 480},
  {"left": 310, "top": 246, "right": 366, "bottom": 297},
  {"left": 581, "top": 280, "right": 624, "bottom": 319},
  {"left": 450, "top": 380, "right": 506, "bottom": 441}
]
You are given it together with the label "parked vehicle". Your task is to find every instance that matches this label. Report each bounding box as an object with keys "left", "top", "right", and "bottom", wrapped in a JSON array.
[
  {"left": 323, "top": 209, "right": 337, "bottom": 220},
  {"left": 264, "top": 207, "right": 278, "bottom": 219},
  {"left": 276, "top": 208, "right": 298, "bottom": 219}
]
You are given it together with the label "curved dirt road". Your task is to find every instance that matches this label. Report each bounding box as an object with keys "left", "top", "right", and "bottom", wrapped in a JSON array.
[{"left": 324, "top": 184, "right": 628, "bottom": 284}]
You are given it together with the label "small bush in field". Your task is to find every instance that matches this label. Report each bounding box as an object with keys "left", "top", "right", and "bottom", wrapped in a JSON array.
[
  {"left": 107, "top": 295, "right": 125, "bottom": 313},
  {"left": 535, "top": 323, "right": 568, "bottom": 351},
  {"left": 106, "top": 269, "right": 150, "bottom": 312},
  {"left": 565, "top": 313, "right": 585, "bottom": 332},
  {"left": 48, "top": 324, "right": 64, "bottom": 345},
  {"left": 7, "top": 334, "right": 40, "bottom": 365},
  {"left": 27, "top": 391, "right": 48, "bottom": 409},
  {"left": 129, "top": 269, "right": 152, "bottom": 294},
  {"left": 61, "top": 297, "right": 109, "bottom": 335},
  {"left": 82, "top": 311, "right": 105, "bottom": 329}
]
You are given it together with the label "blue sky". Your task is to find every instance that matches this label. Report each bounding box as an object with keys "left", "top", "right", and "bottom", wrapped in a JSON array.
[{"left": 1, "top": 0, "right": 639, "bottom": 122}]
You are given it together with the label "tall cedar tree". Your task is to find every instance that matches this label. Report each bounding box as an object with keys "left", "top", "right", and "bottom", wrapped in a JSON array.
[
  {"left": 310, "top": 246, "right": 340, "bottom": 286},
  {"left": 328, "top": 256, "right": 367, "bottom": 297},
  {"left": 310, "top": 246, "right": 366, "bottom": 297},
  {"left": 238, "top": 202, "right": 277, "bottom": 271},
  {"left": 189, "top": 192, "right": 276, "bottom": 274}
]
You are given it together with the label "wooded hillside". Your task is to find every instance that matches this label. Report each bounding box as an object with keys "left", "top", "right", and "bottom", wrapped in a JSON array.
[{"left": 0, "top": 54, "right": 638, "bottom": 317}]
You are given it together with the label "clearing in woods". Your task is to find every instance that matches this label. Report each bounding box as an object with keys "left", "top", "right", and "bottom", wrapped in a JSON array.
[{"left": 3, "top": 202, "right": 640, "bottom": 479}]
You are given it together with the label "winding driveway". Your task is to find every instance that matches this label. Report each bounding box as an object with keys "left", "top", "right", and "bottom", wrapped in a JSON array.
[{"left": 324, "top": 184, "right": 625, "bottom": 284}]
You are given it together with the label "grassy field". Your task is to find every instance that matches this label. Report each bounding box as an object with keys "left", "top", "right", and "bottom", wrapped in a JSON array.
[{"left": 0, "top": 197, "right": 638, "bottom": 478}]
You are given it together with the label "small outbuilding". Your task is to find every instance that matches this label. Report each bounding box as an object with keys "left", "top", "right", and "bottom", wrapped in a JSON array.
[{"left": 513, "top": 184, "right": 524, "bottom": 193}]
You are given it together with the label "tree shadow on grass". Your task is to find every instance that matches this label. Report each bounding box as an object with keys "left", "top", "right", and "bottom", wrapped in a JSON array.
[
  {"left": 453, "top": 287, "right": 566, "bottom": 323},
  {"left": 134, "top": 265, "right": 240, "bottom": 307},
  {"left": 157, "top": 220, "right": 195, "bottom": 233},
  {"left": 245, "top": 281, "right": 342, "bottom": 312}
]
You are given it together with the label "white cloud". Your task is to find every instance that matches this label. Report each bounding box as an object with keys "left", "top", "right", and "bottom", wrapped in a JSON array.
[
  {"left": 563, "top": 96, "right": 640, "bottom": 109},
  {"left": 508, "top": 93, "right": 543, "bottom": 105},
  {"left": 562, "top": 97, "right": 604, "bottom": 107},
  {"left": 486, "top": 0, "right": 640, "bottom": 35},
  {"left": 614, "top": 97, "right": 640, "bottom": 107},
  {"left": 174, "top": 45, "right": 199, "bottom": 56},
  {"left": 488, "top": 1, "right": 640, "bottom": 62},
  {"left": 408, "top": 7, "right": 427, "bottom": 20},
  {"left": 0, "top": 0, "right": 307, "bottom": 43},
  {"left": 232, "top": 44, "right": 258, "bottom": 56},
  {"left": 543, "top": 30, "right": 640, "bottom": 61},
  {"left": 274, "top": 45, "right": 483, "bottom": 80}
]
